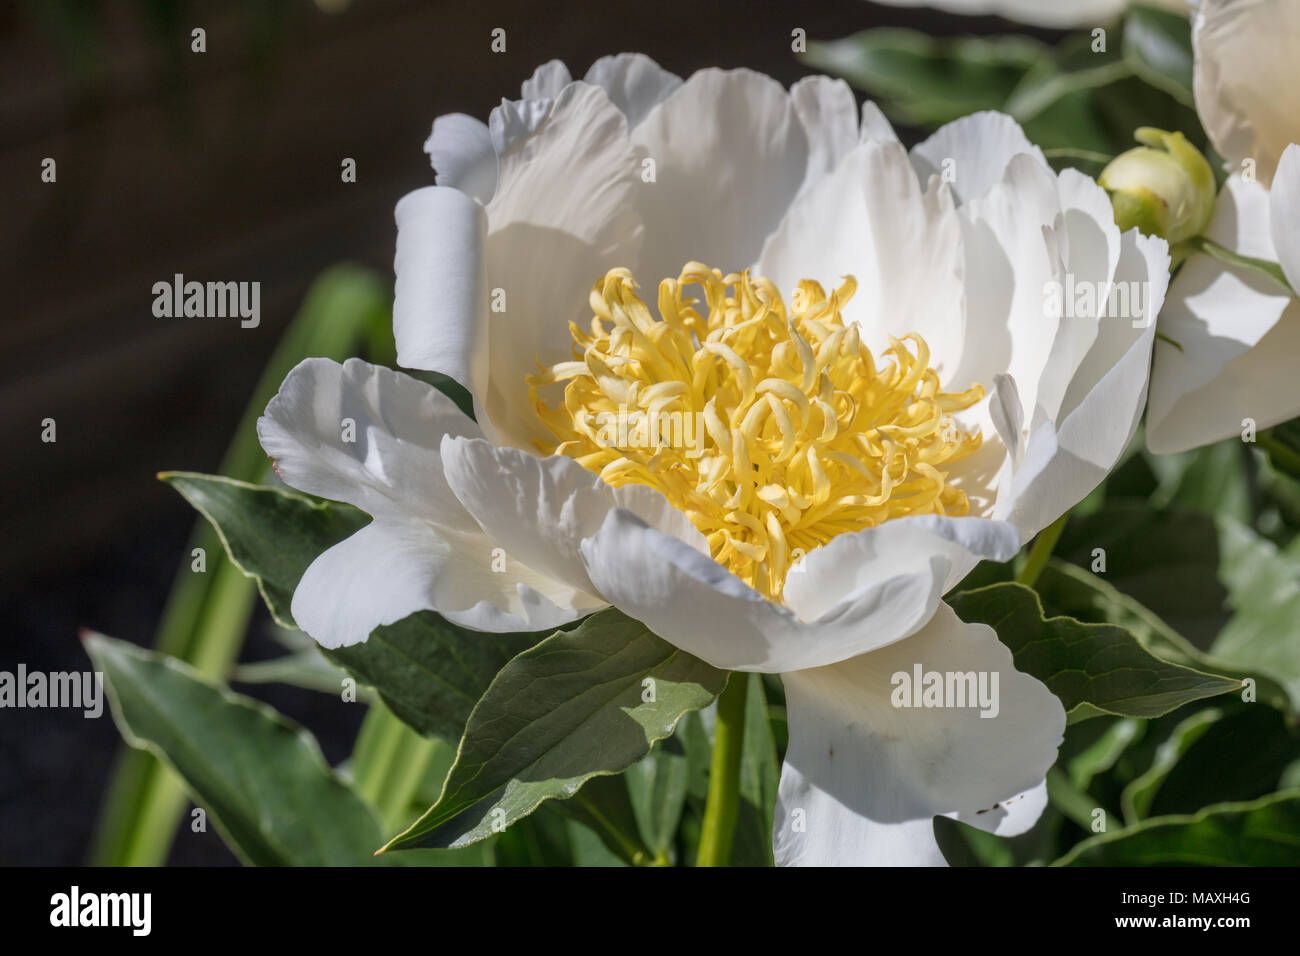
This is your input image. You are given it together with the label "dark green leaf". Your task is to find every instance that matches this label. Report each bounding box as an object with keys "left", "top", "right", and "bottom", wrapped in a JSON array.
[
  {"left": 85, "top": 633, "right": 382, "bottom": 865},
  {"left": 1055, "top": 791, "right": 1300, "bottom": 865},
  {"left": 950, "top": 582, "right": 1242, "bottom": 722},
  {"left": 383, "top": 609, "right": 726, "bottom": 853},
  {"left": 161, "top": 472, "right": 368, "bottom": 628},
  {"left": 1122, "top": 3, "right": 1195, "bottom": 106}
]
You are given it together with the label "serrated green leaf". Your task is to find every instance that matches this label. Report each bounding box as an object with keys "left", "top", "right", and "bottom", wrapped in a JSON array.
[
  {"left": 383, "top": 609, "right": 726, "bottom": 854},
  {"left": 161, "top": 472, "right": 369, "bottom": 628},
  {"left": 950, "top": 582, "right": 1242, "bottom": 723},
  {"left": 85, "top": 633, "right": 382, "bottom": 865},
  {"left": 1055, "top": 791, "right": 1300, "bottom": 865}
]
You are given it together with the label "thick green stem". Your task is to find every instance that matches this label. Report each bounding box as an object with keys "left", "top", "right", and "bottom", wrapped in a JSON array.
[
  {"left": 696, "top": 674, "right": 748, "bottom": 867},
  {"left": 352, "top": 701, "right": 442, "bottom": 833},
  {"left": 1016, "top": 512, "right": 1069, "bottom": 589}
]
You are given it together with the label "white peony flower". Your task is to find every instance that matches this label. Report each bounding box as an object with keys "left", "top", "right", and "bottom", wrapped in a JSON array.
[
  {"left": 1145, "top": 0, "right": 1300, "bottom": 453},
  {"left": 258, "top": 55, "right": 1170, "bottom": 865},
  {"left": 862, "top": 0, "right": 1191, "bottom": 29}
]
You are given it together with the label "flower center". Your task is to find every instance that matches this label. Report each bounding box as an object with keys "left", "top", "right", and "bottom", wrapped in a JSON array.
[{"left": 527, "top": 263, "right": 983, "bottom": 600}]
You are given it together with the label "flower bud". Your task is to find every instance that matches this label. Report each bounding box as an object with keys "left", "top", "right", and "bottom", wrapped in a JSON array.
[{"left": 1099, "top": 128, "right": 1216, "bottom": 244}]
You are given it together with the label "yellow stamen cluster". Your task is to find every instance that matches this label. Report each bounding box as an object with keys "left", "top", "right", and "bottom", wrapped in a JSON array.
[{"left": 526, "top": 263, "right": 984, "bottom": 600}]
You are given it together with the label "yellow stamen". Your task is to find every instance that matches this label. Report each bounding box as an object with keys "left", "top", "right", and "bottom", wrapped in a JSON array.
[{"left": 526, "top": 263, "right": 984, "bottom": 600}]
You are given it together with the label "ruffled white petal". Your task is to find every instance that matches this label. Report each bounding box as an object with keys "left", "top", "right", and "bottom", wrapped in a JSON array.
[
  {"left": 423, "top": 113, "right": 497, "bottom": 205},
  {"left": 757, "top": 139, "right": 967, "bottom": 377},
  {"left": 1193, "top": 0, "right": 1300, "bottom": 187},
  {"left": 481, "top": 83, "right": 644, "bottom": 448},
  {"left": 1005, "top": 230, "right": 1168, "bottom": 537},
  {"left": 789, "top": 75, "right": 860, "bottom": 189},
  {"left": 772, "top": 602, "right": 1065, "bottom": 866},
  {"left": 439, "top": 435, "right": 706, "bottom": 597},
  {"left": 520, "top": 59, "right": 572, "bottom": 102},
  {"left": 911, "top": 110, "right": 1046, "bottom": 206},
  {"left": 258, "top": 358, "right": 600, "bottom": 646},
  {"left": 630, "top": 68, "right": 809, "bottom": 284},
  {"left": 578, "top": 509, "right": 1018, "bottom": 673},
  {"left": 583, "top": 53, "right": 683, "bottom": 131}
]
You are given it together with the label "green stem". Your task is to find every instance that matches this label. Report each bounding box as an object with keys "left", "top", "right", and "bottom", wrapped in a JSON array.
[
  {"left": 571, "top": 791, "right": 660, "bottom": 867},
  {"left": 1186, "top": 236, "right": 1296, "bottom": 295},
  {"left": 1016, "top": 512, "right": 1069, "bottom": 589},
  {"left": 352, "top": 701, "right": 441, "bottom": 833},
  {"left": 696, "top": 674, "right": 748, "bottom": 867}
]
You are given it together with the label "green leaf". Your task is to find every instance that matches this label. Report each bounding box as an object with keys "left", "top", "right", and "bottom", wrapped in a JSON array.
[
  {"left": 801, "top": 29, "right": 1047, "bottom": 128},
  {"left": 161, "top": 472, "right": 369, "bottom": 629},
  {"left": 162, "top": 471, "right": 535, "bottom": 742},
  {"left": 1119, "top": 708, "right": 1222, "bottom": 823},
  {"left": 383, "top": 609, "right": 727, "bottom": 853},
  {"left": 949, "top": 582, "right": 1243, "bottom": 723},
  {"left": 324, "top": 613, "right": 537, "bottom": 743},
  {"left": 732, "top": 673, "right": 780, "bottom": 867},
  {"left": 230, "top": 648, "right": 361, "bottom": 698},
  {"left": 1057, "top": 500, "right": 1229, "bottom": 647},
  {"left": 1214, "top": 517, "right": 1300, "bottom": 710},
  {"left": 1260, "top": 418, "right": 1300, "bottom": 482},
  {"left": 625, "top": 739, "right": 691, "bottom": 863},
  {"left": 1035, "top": 559, "right": 1289, "bottom": 712},
  {"left": 1055, "top": 791, "right": 1300, "bottom": 865},
  {"left": 1122, "top": 3, "right": 1196, "bottom": 106},
  {"left": 85, "top": 633, "right": 382, "bottom": 865}
]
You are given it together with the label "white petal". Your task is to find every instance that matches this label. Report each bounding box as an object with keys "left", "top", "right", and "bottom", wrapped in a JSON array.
[
  {"left": 292, "top": 519, "right": 590, "bottom": 648},
  {"left": 756, "top": 139, "right": 967, "bottom": 377},
  {"left": 579, "top": 509, "right": 1018, "bottom": 673},
  {"left": 949, "top": 779, "right": 1048, "bottom": 837},
  {"left": 423, "top": 113, "right": 497, "bottom": 205},
  {"left": 583, "top": 53, "right": 683, "bottom": 131},
  {"left": 772, "top": 602, "right": 1065, "bottom": 866},
  {"left": 859, "top": 100, "right": 900, "bottom": 145},
  {"left": 950, "top": 152, "right": 1064, "bottom": 421},
  {"left": 1035, "top": 169, "right": 1123, "bottom": 424},
  {"left": 439, "top": 435, "right": 706, "bottom": 597},
  {"left": 1147, "top": 176, "right": 1295, "bottom": 453},
  {"left": 257, "top": 357, "right": 481, "bottom": 531},
  {"left": 482, "top": 82, "right": 644, "bottom": 448},
  {"left": 1193, "top": 0, "right": 1300, "bottom": 187},
  {"left": 392, "top": 187, "right": 489, "bottom": 410},
  {"left": 1269, "top": 143, "right": 1300, "bottom": 293},
  {"left": 630, "top": 68, "right": 808, "bottom": 283},
  {"left": 1004, "top": 230, "right": 1168, "bottom": 537},
  {"left": 520, "top": 59, "right": 571, "bottom": 101},
  {"left": 790, "top": 75, "right": 859, "bottom": 189},
  {"left": 258, "top": 359, "right": 600, "bottom": 645},
  {"left": 911, "top": 110, "right": 1046, "bottom": 206}
]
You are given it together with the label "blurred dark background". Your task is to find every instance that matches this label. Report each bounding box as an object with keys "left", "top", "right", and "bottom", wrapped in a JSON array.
[{"left": 0, "top": 0, "right": 1046, "bottom": 865}]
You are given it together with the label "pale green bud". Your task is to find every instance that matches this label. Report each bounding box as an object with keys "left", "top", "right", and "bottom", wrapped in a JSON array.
[{"left": 1099, "top": 128, "right": 1216, "bottom": 244}]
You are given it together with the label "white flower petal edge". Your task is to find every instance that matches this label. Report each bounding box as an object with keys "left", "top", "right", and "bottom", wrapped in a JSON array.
[
  {"left": 578, "top": 509, "right": 1019, "bottom": 673},
  {"left": 1193, "top": 0, "right": 1300, "bottom": 189},
  {"left": 258, "top": 358, "right": 603, "bottom": 646},
  {"left": 1147, "top": 173, "right": 1300, "bottom": 453},
  {"left": 772, "top": 602, "right": 1066, "bottom": 866}
]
